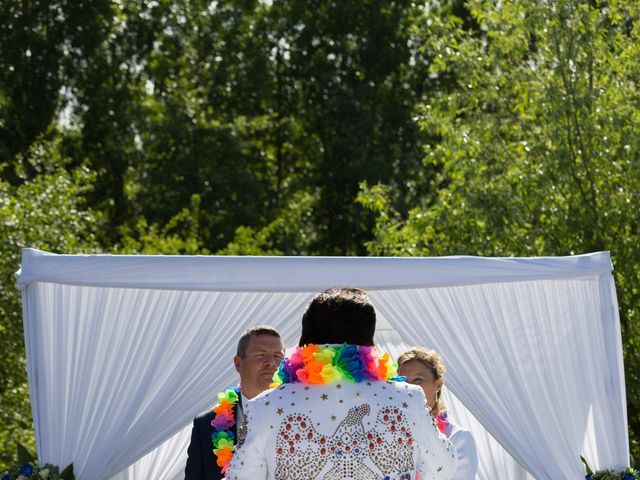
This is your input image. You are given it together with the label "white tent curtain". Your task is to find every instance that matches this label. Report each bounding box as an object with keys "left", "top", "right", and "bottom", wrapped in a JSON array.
[
  {"left": 373, "top": 279, "right": 626, "bottom": 478},
  {"left": 108, "top": 426, "right": 191, "bottom": 480},
  {"left": 17, "top": 248, "right": 627, "bottom": 479},
  {"left": 111, "top": 354, "right": 534, "bottom": 480},
  {"left": 112, "top": 332, "right": 534, "bottom": 480}
]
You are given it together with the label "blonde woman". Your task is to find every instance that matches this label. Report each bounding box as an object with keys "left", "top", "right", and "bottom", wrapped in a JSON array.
[{"left": 398, "top": 347, "right": 478, "bottom": 480}]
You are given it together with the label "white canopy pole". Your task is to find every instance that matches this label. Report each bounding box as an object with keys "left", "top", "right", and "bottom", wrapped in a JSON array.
[{"left": 17, "top": 248, "right": 613, "bottom": 291}]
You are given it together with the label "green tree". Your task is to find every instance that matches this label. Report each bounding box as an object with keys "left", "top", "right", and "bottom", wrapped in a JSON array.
[
  {"left": 0, "top": 133, "right": 206, "bottom": 465},
  {"left": 64, "top": 0, "right": 286, "bottom": 248},
  {"left": 360, "top": 0, "right": 640, "bottom": 457},
  {"left": 116, "top": 194, "right": 207, "bottom": 255},
  {"left": 67, "top": 0, "right": 437, "bottom": 256},
  {"left": 260, "top": 0, "right": 433, "bottom": 255},
  {"left": 0, "top": 133, "right": 99, "bottom": 464},
  {"left": 0, "top": 0, "right": 113, "bottom": 180}
]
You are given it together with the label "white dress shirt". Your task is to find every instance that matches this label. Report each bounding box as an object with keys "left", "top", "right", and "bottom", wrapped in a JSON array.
[{"left": 443, "top": 421, "right": 478, "bottom": 480}]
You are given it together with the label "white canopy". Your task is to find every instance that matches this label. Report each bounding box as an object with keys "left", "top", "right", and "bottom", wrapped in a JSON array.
[{"left": 17, "top": 248, "right": 628, "bottom": 479}]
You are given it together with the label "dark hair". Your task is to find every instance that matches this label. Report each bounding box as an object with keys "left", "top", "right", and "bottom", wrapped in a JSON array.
[
  {"left": 298, "top": 287, "right": 376, "bottom": 346},
  {"left": 236, "top": 325, "right": 282, "bottom": 357}
]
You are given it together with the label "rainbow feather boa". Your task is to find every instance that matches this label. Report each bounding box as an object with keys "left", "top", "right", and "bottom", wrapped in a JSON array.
[{"left": 271, "top": 344, "right": 402, "bottom": 386}]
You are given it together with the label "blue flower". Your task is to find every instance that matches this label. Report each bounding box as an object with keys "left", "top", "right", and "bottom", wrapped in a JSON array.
[
  {"left": 277, "top": 361, "right": 292, "bottom": 384},
  {"left": 3, "top": 474, "right": 11, "bottom": 480},
  {"left": 19, "top": 463, "right": 34, "bottom": 475},
  {"left": 336, "top": 344, "right": 366, "bottom": 382},
  {"left": 212, "top": 430, "right": 234, "bottom": 440},
  {"left": 584, "top": 475, "right": 592, "bottom": 480},
  {"left": 624, "top": 473, "right": 636, "bottom": 480}
]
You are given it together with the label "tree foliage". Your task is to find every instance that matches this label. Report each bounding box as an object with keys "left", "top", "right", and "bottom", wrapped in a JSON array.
[
  {"left": 52, "top": 0, "right": 433, "bottom": 254},
  {"left": 0, "top": 134, "right": 99, "bottom": 463},
  {"left": 360, "top": 0, "right": 640, "bottom": 458}
]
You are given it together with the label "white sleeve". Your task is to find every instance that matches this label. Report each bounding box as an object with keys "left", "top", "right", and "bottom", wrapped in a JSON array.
[
  {"left": 450, "top": 430, "right": 478, "bottom": 480},
  {"left": 413, "top": 390, "right": 458, "bottom": 480},
  {"left": 224, "top": 398, "right": 269, "bottom": 480}
]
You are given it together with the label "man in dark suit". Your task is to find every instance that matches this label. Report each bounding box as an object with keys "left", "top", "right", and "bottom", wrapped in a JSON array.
[{"left": 184, "top": 325, "right": 285, "bottom": 480}]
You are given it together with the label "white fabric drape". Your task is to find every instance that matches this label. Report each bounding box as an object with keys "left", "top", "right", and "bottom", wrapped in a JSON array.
[
  {"left": 109, "top": 426, "right": 191, "bottom": 480},
  {"left": 23, "top": 284, "right": 309, "bottom": 479},
  {"left": 378, "top": 329, "right": 534, "bottom": 479},
  {"left": 17, "top": 248, "right": 627, "bottom": 480},
  {"left": 372, "top": 277, "right": 627, "bottom": 478},
  {"left": 112, "top": 335, "right": 534, "bottom": 480}
]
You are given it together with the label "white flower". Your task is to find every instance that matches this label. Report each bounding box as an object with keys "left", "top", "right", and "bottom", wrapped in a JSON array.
[
  {"left": 17, "top": 475, "right": 28, "bottom": 480},
  {"left": 39, "top": 468, "right": 50, "bottom": 478}
]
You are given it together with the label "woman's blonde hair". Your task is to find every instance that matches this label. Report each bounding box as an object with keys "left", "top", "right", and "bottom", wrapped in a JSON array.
[{"left": 397, "top": 346, "right": 447, "bottom": 415}]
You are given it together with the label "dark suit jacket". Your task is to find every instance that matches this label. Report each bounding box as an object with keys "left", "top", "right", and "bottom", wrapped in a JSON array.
[{"left": 184, "top": 398, "right": 241, "bottom": 480}]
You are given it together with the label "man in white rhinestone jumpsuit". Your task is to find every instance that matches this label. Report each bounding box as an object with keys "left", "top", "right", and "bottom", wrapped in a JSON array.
[{"left": 225, "top": 288, "right": 457, "bottom": 480}]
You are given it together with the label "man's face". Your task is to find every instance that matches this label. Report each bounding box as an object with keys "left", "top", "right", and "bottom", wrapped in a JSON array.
[{"left": 234, "top": 334, "right": 285, "bottom": 399}]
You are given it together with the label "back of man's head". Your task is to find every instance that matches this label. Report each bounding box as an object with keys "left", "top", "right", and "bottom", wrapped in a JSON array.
[{"left": 298, "top": 287, "right": 376, "bottom": 346}]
